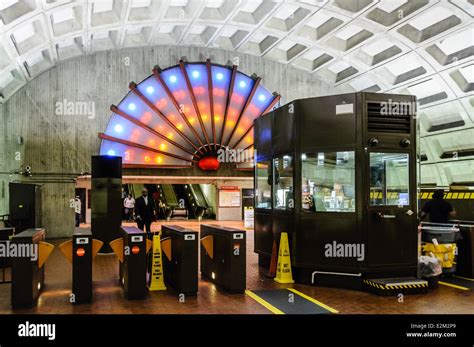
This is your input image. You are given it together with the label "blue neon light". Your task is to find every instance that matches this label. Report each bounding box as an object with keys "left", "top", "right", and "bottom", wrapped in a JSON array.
[
  {"left": 169, "top": 75, "right": 177, "bottom": 83},
  {"left": 192, "top": 71, "right": 200, "bottom": 78},
  {"left": 114, "top": 124, "right": 123, "bottom": 133},
  {"left": 128, "top": 103, "right": 136, "bottom": 111},
  {"left": 258, "top": 94, "right": 266, "bottom": 101},
  {"left": 146, "top": 86, "right": 154, "bottom": 94},
  {"left": 239, "top": 81, "right": 246, "bottom": 88},
  {"left": 216, "top": 73, "right": 224, "bottom": 80},
  {"left": 107, "top": 150, "right": 116, "bottom": 156}
]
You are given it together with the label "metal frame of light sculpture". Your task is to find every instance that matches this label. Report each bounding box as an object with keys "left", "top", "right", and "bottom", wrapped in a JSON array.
[{"left": 99, "top": 59, "right": 280, "bottom": 170}]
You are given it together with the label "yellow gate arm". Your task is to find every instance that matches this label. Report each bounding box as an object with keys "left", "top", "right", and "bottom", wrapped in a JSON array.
[
  {"left": 146, "top": 239, "right": 153, "bottom": 254},
  {"left": 161, "top": 237, "right": 172, "bottom": 261},
  {"left": 109, "top": 238, "right": 124, "bottom": 263},
  {"left": 38, "top": 241, "right": 55, "bottom": 268},
  {"left": 58, "top": 240, "right": 73, "bottom": 264},
  {"left": 92, "top": 239, "right": 104, "bottom": 259},
  {"left": 201, "top": 235, "right": 214, "bottom": 259}
]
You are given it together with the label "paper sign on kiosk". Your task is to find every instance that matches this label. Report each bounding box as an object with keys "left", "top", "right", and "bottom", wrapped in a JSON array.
[{"left": 335, "top": 103, "right": 353, "bottom": 115}]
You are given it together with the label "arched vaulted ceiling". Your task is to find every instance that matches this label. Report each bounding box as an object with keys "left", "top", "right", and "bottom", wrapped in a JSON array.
[{"left": 0, "top": 0, "right": 473, "bottom": 185}]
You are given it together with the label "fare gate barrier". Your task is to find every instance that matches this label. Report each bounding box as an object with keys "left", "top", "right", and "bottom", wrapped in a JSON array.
[
  {"left": 161, "top": 225, "right": 198, "bottom": 295},
  {"left": 0, "top": 227, "right": 15, "bottom": 284},
  {"left": 110, "top": 227, "right": 152, "bottom": 299},
  {"left": 59, "top": 229, "right": 103, "bottom": 303},
  {"left": 11, "top": 228, "right": 54, "bottom": 308},
  {"left": 200, "top": 224, "right": 246, "bottom": 293}
]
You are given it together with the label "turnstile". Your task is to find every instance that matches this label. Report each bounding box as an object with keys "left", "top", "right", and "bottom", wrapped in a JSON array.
[
  {"left": 0, "top": 227, "right": 15, "bottom": 269},
  {"left": 0, "top": 227, "right": 15, "bottom": 284},
  {"left": 200, "top": 224, "right": 246, "bottom": 293},
  {"left": 110, "top": 226, "right": 150, "bottom": 299},
  {"left": 11, "top": 228, "right": 54, "bottom": 308},
  {"left": 161, "top": 225, "right": 198, "bottom": 295},
  {"left": 73, "top": 230, "right": 93, "bottom": 303},
  {"left": 59, "top": 229, "right": 103, "bottom": 303}
]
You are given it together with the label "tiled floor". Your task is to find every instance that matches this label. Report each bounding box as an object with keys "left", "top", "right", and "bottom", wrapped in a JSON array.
[{"left": 0, "top": 220, "right": 472, "bottom": 314}]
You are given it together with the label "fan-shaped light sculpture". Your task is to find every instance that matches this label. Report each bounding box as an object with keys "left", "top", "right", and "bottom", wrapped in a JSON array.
[{"left": 98, "top": 59, "right": 280, "bottom": 170}]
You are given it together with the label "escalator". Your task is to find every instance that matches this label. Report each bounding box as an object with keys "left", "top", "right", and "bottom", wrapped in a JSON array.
[
  {"left": 190, "top": 184, "right": 214, "bottom": 218},
  {"left": 173, "top": 184, "right": 213, "bottom": 220},
  {"left": 173, "top": 184, "right": 194, "bottom": 218},
  {"left": 161, "top": 184, "right": 187, "bottom": 219},
  {"left": 160, "top": 184, "right": 178, "bottom": 207}
]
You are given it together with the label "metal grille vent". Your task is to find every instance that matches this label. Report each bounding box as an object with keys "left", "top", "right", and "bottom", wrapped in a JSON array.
[{"left": 367, "top": 102, "right": 412, "bottom": 134}]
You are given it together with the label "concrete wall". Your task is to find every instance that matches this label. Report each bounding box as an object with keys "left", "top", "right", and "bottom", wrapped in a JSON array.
[{"left": 0, "top": 45, "right": 333, "bottom": 238}]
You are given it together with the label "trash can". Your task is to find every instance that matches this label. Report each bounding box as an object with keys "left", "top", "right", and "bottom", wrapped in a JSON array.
[
  {"left": 419, "top": 255, "right": 442, "bottom": 289},
  {"left": 423, "top": 243, "right": 457, "bottom": 274},
  {"left": 421, "top": 226, "right": 460, "bottom": 275},
  {"left": 422, "top": 226, "right": 460, "bottom": 243}
]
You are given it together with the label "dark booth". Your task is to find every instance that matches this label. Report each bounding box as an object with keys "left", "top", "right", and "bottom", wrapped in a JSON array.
[
  {"left": 254, "top": 92, "right": 425, "bottom": 292},
  {"left": 9, "top": 183, "right": 42, "bottom": 234}
]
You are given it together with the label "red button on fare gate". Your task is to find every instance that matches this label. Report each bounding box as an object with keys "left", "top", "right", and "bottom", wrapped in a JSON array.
[
  {"left": 76, "top": 248, "right": 85, "bottom": 257},
  {"left": 132, "top": 246, "right": 140, "bottom": 254}
]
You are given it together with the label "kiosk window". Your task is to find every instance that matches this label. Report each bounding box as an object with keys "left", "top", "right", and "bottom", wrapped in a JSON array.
[
  {"left": 274, "top": 155, "right": 294, "bottom": 210},
  {"left": 369, "top": 153, "right": 409, "bottom": 206},
  {"left": 301, "top": 151, "right": 355, "bottom": 212},
  {"left": 256, "top": 161, "right": 272, "bottom": 209}
]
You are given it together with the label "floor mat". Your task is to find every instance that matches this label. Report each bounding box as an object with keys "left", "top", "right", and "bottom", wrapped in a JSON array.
[
  {"left": 439, "top": 275, "right": 474, "bottom": 290},
  {"left": 245, "top": 288, "right": 338, "bottom": 314}
]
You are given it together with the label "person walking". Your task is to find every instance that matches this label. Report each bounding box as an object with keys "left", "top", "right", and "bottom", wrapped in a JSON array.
[
  {"left": 123, "top": 194, "right": 136, "bottom": 222},
  {"left": 134, "top": 188, "right": 155, "bottom": 234},
  {"left": 74, "top": 196, "right": 82, "bottom": 227}
]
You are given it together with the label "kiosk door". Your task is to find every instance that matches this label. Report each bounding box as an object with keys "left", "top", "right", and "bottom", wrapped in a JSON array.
[{"left": 366, "top": 152, "right": 417, "bottom": 269}]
